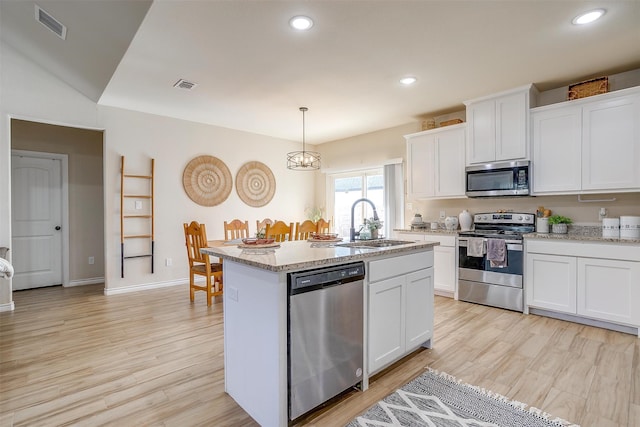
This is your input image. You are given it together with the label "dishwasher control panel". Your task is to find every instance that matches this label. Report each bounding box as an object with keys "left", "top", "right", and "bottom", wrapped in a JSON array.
[{"left": 288, "top": 262, "right": 365, "bottom": 293}]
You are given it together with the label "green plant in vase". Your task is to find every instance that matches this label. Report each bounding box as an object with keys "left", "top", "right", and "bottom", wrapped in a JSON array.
[
  {"left": 364, "top": 217, "right": 383, "bottom": 239},
  {"left": 548, "top": 215, "right": 572, "bottom": 234}
]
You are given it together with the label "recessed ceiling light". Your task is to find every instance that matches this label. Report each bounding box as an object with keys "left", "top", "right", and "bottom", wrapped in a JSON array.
[
  {"left": 289, "top": 16, "right": 313, "bottom": 31},
  {"left": 400, "top": 76, "right": 417, "bottom": 86},
  {"left": 572, "top": 9, "right": 606, "bottom": 25}
]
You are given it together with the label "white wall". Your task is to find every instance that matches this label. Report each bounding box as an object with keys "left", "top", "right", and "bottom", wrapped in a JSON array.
[
  {"left": 1, "top": 42, "right": 315, "bottom": 307},
  {"left": 0, "top": 42, "right": 100, "bottom": 310},
  {"left": 99, "top": 106, "right": 315, "bottom": 293}
]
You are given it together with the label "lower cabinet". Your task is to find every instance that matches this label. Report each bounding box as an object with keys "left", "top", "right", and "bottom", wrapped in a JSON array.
[
  {"left": 526, "top": 240, "right": 640, "bottom": 328},
  {"left": 368, "top": 253, "right": 434, "bottom": 374},
  {"left": 577, "top": 257, "right": 640, "bottom": 325},
  {"left": 396, "top": 232, "right": 457, "bottom": 297},
  {"left": 526, "top": 253, "right": 577, "bottom": 314}
]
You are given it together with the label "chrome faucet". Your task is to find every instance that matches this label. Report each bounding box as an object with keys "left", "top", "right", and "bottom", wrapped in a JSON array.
[{"left": 350, "top": 198, "right": 379, "bottom": 242}]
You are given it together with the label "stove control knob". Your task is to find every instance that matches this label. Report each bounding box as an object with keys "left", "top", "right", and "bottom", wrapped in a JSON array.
[{"left": 518, "top": 215, "right": 523, "bottom": 220}]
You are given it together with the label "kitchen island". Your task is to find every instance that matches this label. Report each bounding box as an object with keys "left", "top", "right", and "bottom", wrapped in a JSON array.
[{"left": 201, "top": 239, "right": 438, "bottom": 427}]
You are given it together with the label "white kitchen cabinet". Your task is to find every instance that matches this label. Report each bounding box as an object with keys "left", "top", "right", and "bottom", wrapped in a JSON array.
[
  {"left": 526, "top": 253, "right": 577, "bottom": 314},
  {"left": 582, "top": 93, "right": 640, "bottom": 190},
  {"left": 531, "top": 87, "right": 640, "bottom": 195},
  {"left": 531, "top": 106, "right": 582, "bottom": 193},
  {"left": 465, "top": 84, "right": 535, "bottom": 165},
  {"left": 368, "top": 275, "right": 405, "bottom": 371},
  {"left": 525, "top": 239, "right": 640, "bottom": 332},
  {"left": 395, "top": 232, "right": 457, "bottom": 297},
  {"left": 405, "top": 269, "right": 434, "bottom": 350},
  {"left": 406, "top": 134, "right": 435, "bottom": 198},
  {"left": 405, "top": 124, "right": 465, "bottom": 199},
  {"left": 367, "top": 251, "right": 434, "bottom": 374},
  {"left": 577, "top": 257, "right": 640, "bottom": 325}
]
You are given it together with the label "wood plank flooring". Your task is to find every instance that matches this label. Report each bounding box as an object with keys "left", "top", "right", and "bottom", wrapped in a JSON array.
[{"left": 1, "top": 284, "right": 637, "bottom": 426}]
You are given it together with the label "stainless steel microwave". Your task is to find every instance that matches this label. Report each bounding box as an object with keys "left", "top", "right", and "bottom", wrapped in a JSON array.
[{"left": 465, "top": 160, "right": 530, "bottom": 197}]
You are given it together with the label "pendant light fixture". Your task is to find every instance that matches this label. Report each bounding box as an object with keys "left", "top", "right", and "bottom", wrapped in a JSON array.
[{"left": 287, "top": 107, "right": 321, "bottom": 170}]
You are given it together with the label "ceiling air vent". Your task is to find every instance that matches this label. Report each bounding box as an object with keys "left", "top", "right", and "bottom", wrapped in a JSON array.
[
  {"left": 173, "top": 79, "right": 198, "bottom": 90},
  {"left": 35, "top": 5, "right": 67, "bottom": 40}
]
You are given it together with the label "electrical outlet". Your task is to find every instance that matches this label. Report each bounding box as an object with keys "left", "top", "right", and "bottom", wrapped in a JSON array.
[
  {"left": 439, "top": 210, "right": 446, "bottom": 220},
  {"left": 165, "top": 258, "right": 172, "bottom": 266},
  {"left": 135, "top": 200, "right": 143, "bottom": 210},
  {"left": 228, "top": 286, "right": 239, "bottom": 302},
  {"left": 406, "top": 202, "right": 413, "bottom": 211},
  {"left": 88, "top": 256, "right": 94, "bottom": 265},
  {"left": 598, "top": 207, "right": 607, "bottom": 220}
]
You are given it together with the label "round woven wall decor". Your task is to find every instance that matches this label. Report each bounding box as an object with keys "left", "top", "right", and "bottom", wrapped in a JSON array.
[
  {"left": 182, "top": 155, "right": 232, "bottom": 207},
  {"left": 236, "top": 161, "right": 276, "bottom": 207}
]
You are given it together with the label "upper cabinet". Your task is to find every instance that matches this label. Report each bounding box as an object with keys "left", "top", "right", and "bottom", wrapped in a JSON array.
[
  {"left": 405, "top": 123, "right": 466, "bottom": 199},
  {"left": 531, "top": 86, "right": 640, "bottom": 195},
  {"left": 464, "top": 84, "right": 537, "bottom": 165}
]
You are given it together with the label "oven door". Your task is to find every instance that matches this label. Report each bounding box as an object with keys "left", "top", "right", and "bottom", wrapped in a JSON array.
[{"left": 458, "top": 238, "right": 523, "bottom": 286}]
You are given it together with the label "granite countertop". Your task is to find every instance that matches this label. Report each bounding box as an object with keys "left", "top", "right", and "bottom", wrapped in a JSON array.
[
  {"left": 395, "top": 228, "right": 459, "bottom": 235},
  {"left": 523, "top": 232, "right": 640, "bottom": 245},
  {"left": 201, "top": 239, "right": 438, "bottom": 272}
]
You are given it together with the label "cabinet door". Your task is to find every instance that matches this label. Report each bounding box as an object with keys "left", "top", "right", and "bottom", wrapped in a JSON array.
[
  {"left": 466, "top": 99, "right": 496, "bottom": 164},
  {"left": 525, "top": 253, "right": 577, "bottom": 314},
  {"left": 368, "top": 276, "right": 405, "bottom": 373},
  {"left": 435, "top": 127, "right": 466, "bottom": 197},
  {"left": 531, "top": 106, "right": 582, "bottom": 193},
  {"left": 434, "top": 246, "right": 456, "bottom": 294},
  {"left": 405, "top": 268, "right": 434, "bottom": 351},
  {"left": 495, "top": 91, "right": 528, "bottom": 161},
  {"left": 582, "top": 94, "right": 640, "bottom": 190},
  {"left": 407, "top": 135, "right": 435, "bottom": 198},
  {"left": 577, "top": 258, "right": 640, "bottom": 325}
]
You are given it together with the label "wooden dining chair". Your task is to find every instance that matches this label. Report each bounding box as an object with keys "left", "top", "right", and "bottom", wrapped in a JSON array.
[
  {"left": 183, "top": 221, "right": 223, "bottom": 306},
  {"left": 224, "top": 219, "right": 250, "bottom": 240},
  {"left": 294, "top": 220, "right": 318, "bottom": 241},
  {"left": 256, "top": 218, "right": 275, "bottom": 236},
  {"left": 316, "top": 218, "right": 331, "bottom": 233},
  {"left": 264, "top": 221, "right": 294, "bottom": 242}
]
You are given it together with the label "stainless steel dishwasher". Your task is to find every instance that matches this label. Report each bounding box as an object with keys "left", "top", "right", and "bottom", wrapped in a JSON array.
[{"left": 288, "top": 262, "right": 365, "bottom": 421}]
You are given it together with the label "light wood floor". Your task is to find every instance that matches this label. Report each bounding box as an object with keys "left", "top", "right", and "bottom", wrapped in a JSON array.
[{"left": 1, "top": 284, "right": 638, "bottom": 427}]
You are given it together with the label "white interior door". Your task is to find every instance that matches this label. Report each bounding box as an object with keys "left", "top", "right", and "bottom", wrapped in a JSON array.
[{"left": 11, "top": 154, "right": 63, "bottom": 290}]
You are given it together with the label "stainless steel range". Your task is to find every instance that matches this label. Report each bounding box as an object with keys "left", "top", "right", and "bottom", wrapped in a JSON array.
[{"left": 457, "top": 212, "right": 535, "bottom": 312}]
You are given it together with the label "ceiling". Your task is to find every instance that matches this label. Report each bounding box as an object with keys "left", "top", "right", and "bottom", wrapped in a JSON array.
[{"left": 2, "top": 1, "right": 639, "bottom": 144}]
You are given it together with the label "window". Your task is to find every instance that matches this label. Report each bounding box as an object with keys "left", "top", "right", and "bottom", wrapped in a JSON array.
[{"left": 328, "top": 169, "right": 385, "bottom": 239}]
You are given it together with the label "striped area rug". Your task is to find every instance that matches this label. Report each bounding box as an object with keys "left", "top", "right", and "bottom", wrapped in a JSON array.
[{"left": 346, "top": 369, "right": 580, "bottom": 427}]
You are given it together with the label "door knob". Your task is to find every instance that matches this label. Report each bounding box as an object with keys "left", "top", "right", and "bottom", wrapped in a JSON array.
[{"left": 55, "top": 226, "right": 61, "bottom": 230}]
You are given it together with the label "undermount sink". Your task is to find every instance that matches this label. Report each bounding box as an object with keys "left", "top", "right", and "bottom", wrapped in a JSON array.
[{"left": 337, "top": 239, "right": 415, "bottom": 248}]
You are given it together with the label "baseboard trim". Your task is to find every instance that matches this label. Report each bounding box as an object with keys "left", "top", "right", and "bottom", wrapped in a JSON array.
[
  {"left": 529, "top": 307, "right": 639, "bottom": 336},
  {"left": 104, "top": 278, "right": 188, "bottom": 296},
  {"left": 0, "top": 301, "right": 15, "bottom": 312},
  {"left": 66, "top": 277, "right": 104, "bottom": 287}
]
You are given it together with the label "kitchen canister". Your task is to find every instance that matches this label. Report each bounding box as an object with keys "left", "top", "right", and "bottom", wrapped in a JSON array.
[
  {"left": 602, "top": 217, "right": 620, "bottom": 238},
  {"left": 536, "top": 217, "right": 549, "bottom": 233},
  {"left": 619, "top": 216, "right": 640, "bottom": 239},
  {"left": 459, "top": 210, "right": 473, "bottom": 231}
]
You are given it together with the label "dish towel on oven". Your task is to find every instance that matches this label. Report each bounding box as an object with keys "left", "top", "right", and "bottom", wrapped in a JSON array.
[
  {"left": 487, "top": 238, "right": 507, "bottom": 268},
  {"left": 466, "top": 238, "right": 485, "bottom": 257}
]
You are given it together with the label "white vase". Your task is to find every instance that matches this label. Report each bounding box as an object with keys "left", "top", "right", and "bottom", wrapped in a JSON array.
[
  {"left": 444, "top": 216, "right": 458, "bottom": 231},
  {"left": 459, "top": 210, "right": 472, "bottom": 231}
]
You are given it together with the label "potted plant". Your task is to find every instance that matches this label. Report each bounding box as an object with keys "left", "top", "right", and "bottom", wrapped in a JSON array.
[
  {"left": 548, "top": 215, "right": 572, "bottom": 234},
  {"left": 364, "top": 217, "right": 383, "bottom": 239}
]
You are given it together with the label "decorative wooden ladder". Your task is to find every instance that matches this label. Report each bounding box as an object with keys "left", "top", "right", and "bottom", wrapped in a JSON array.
[{"left": 120, "top": 156, "right": 155, "bottom": 278}]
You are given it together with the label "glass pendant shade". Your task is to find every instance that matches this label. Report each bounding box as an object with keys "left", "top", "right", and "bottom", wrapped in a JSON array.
[{"left": 287, "top": 107, "right": 321, "bottom": 170}]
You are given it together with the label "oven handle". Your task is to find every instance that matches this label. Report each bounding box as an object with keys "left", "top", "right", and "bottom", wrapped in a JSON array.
[{"left": 458, "top": 239, "right": 523, "bottom": 251}]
